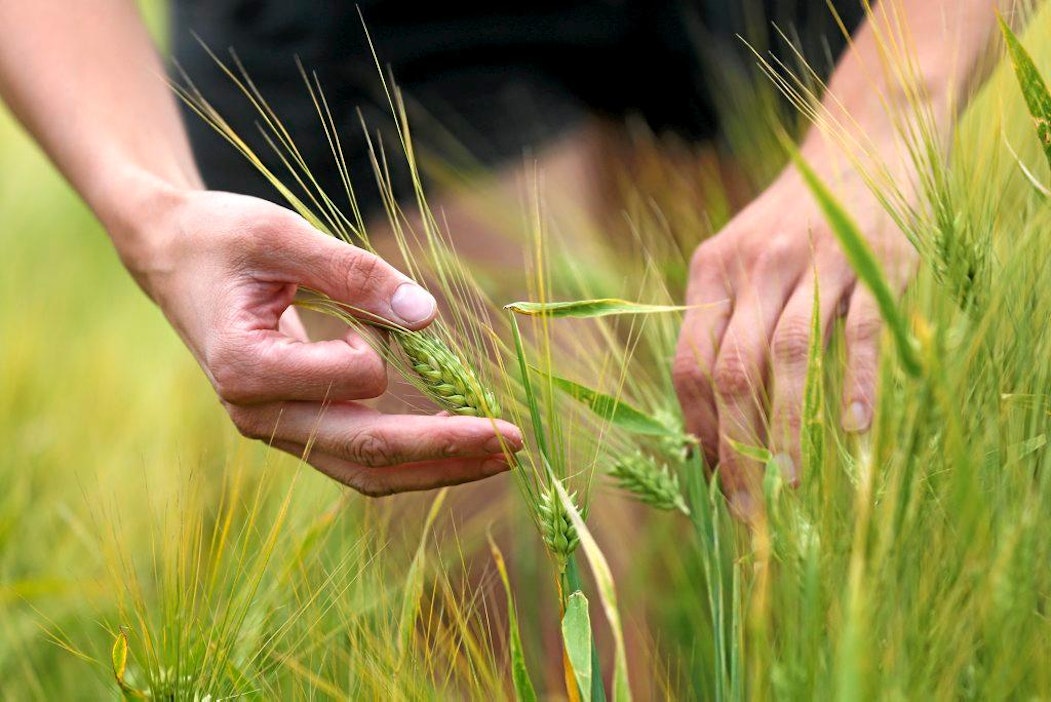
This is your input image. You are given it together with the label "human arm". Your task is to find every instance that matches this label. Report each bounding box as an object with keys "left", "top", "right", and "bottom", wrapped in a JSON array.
[
  {"left": 0, "top": 0, "right": 521, "bottom": 495},
  {"left": 673, "top": 0, "right": 1003, "bottom": 517}
]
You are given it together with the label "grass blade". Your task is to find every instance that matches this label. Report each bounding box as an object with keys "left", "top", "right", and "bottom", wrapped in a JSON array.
[
  {"left": 539, "top": 371, "right": 681, "bottom": 437},
  {"left": 789, "top": 151, "right": 922, "bottom": 376},
  {"left": 489, "top": 536, "right": 539, "bottom": 702},
  {"left": 1004, "top": 135, "right": 1051, "bottom": 198},
  {"left": 725, "top": 437, "right": 773, "bottom": 465},
  {"left": 999, "top": 14, "right": 1051, "bottom": 172},
  {"left": 509, "top": 313, "right": 550, "bottom": 460},
  {"left": 397, "top": 488, "right": 447, "bottom": 665},
  {"left": 561, "top": 591, "right": 593, "bottom": 700},
  {"left": 505, "top": 299, "right": 689, "bottom": 319},
  {"left": 801, "top": 275, "right": 825, "bottom": 475}
]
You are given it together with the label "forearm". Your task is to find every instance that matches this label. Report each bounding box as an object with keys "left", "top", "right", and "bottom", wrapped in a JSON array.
[
  {"left": 798, "top": 0, "right": 1003, "bottom": 176},
  {"left": 0, "top": 1, "right": 201, "bottom": 285}
]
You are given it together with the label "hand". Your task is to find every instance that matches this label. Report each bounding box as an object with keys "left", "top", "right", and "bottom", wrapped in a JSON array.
[
  {"left": 672, "top": 167, "right": 917, "bottom": 518},
  {"left": 128, "top": 188, "right": 522, "bottom": 496}
]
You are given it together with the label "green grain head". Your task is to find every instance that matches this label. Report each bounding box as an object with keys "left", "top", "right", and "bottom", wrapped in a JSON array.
[
  {"left": 609, "top": 451, "right": 689, "bottom": 515},
  {"left": 394, "top": 330, "right": 500, "bottom": 417},
  {"left": 537, "top": 485, "right": 581, "bottom": 573}
]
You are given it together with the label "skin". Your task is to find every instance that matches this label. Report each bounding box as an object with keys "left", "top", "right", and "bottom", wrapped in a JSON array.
[
  {"left": 673, "top": 0, "right": 1004, "bottom": 517},
  {"left": 0, "top": 1, "right": 1009, "bottom": 505},
  {"left": 0, "top": 1, "right": 522, "bottom": 496}
]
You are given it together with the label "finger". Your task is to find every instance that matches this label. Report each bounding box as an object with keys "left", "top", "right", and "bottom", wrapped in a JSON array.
[
  {"left": 767, "top": 262, "right": 853, "bottom": 484},
  {"left": 712, "top": 284, "right": 786, "bottom": 518},
  {"left": 277, "top": 306, "right": 310, "bottom": 342},
  {"left": 673, "top": 250, "right": 734, "bottom": 466},
  {"left": 841, "top": 287, "right": 882, "bottom": 433},
  {"left": 714, "top": 254, "right": 800, "bottom": 519},
  {"left": 265, "top": 220, "right": 437, "bottom": 330},
  {"left": 212, "top": 327, "right": 389, "bottom": 404},
  {"left": 272, "top": 440, "right": 512, "bottom": 497},
  {"left": 229, "top": 401, "right": 524, "bottom": 467}
]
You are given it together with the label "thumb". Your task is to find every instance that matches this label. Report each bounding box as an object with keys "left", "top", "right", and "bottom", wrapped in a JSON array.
[{"left": 280, "top": 225, "right": 437, "bottom": 330}]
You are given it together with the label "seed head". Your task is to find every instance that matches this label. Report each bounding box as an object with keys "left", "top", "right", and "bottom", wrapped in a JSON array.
[
  {"left": 394, "top": 330, "right": 499, "bottom": 417},
  {"left": 537, "top": 485, "right": 581, "bottom": 573},
  {"left": 609, "top": 451, "right": 690, "bottom": 515}
]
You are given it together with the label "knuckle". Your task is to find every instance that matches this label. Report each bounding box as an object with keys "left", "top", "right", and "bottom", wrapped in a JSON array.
[
  {"left": 341, "top": 250, "right": 386, "bottom": 299},
  {"left": 689, "top": 238, "right": 728, "bottom": 275},
  {"left": 210, "top": 348, "right": 260, "bottom": 404},
  {"left": 354, "top": 350, "right": 389, "bottom": 397},
  {"left": 342, "top": 427, "right": 398, "bottom": 467},
  {"left": 672, "top": 352, "right": 708, "bottom": 393},
  {"left": 752, "top": 236, "right": 794, "bottom": 273},
  {"left": 713, "top": 352, "right": 754, "bottom": 398},
  {"left": 225, "top": 404, "right": 268, "bottom": 440},
  {"left": 847, "top": 313, "right": 883, "bottom": 346},
  {"left": 353, "top": 473, "right": 396, "bottom": 498},
  {"left": 771, "top": 320, "right": 812, "bottom": 367}
]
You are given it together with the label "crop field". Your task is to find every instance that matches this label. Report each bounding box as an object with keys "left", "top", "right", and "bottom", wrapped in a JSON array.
[{"left": 2, "top": 2, "right": 1051, "bottom": 700}]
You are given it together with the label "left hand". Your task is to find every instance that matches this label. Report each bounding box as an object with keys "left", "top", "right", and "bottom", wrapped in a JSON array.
[{"left": 672, "top": 165, "right": 917, "bottom": 518}]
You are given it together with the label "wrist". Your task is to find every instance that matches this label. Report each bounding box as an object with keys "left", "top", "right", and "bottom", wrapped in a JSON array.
[{"left": 95, "top": 165, "right": 203, "bottom": 301}]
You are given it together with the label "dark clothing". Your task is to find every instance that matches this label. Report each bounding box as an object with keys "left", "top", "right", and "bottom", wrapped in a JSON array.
[{"left": 173, "top": 1, "right": 865, "bottom": 215}]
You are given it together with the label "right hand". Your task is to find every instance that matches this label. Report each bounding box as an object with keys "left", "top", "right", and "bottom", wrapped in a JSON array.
[{"left": 125, "top": 188, "right": 522, "bottom": 496}]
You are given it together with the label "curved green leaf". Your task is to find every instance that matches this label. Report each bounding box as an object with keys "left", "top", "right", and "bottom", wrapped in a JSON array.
[
  {"left": 505, "top": 299, "right": 688, "bottom": 319},
  {"left": 1000, "top": 14, "right": 1051, "bottom": 172},
  {"left": 542, "top": 372, "right": 680, "bottom": 437},
  {"left": 562, "top": 591, "right": 593, "bottom": 700}
]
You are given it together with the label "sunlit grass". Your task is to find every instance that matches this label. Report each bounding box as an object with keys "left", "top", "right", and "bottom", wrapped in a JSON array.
[{"left": 4, "top": 1, "right": 1051, "bottom": 699}]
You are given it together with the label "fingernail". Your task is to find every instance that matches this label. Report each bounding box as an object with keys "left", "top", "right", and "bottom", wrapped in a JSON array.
[
  {"left": 390, "top": 282, "right": 436, "bottom": 325},
  {"left": 486, "top": 429, "right": 524, "bottom": 454},
  {"left": 772, "top": 452, "right": 799, "bottom": 486},
  {"left": 842, "top": 401, "right": 871, "bottom": 433},
  {"left": 729, "top": 491, "right": 757, "bottom": 521}
]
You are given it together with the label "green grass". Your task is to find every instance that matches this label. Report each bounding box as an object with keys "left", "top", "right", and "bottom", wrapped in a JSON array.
[{"left": 4, "top": 2, "right": 1051, "bottom": 700}]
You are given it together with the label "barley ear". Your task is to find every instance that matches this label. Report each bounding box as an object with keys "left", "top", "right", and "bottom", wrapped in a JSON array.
[
  {"left": 537, "top": 485, "right": 582, "bottom": 573},
  {"left": 609, "top": 451, "right": 690, "bottom": 515},
  {"left": 394, "top": 330, "right": 500, "bottom": 417}
]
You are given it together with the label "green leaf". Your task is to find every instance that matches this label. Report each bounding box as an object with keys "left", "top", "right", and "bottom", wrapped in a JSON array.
[
  {"left": 725, "top": 437, "right": 772, "bottom": 465},
  {"left": 999, "top": 14, "right": 1051, "bottom": 172},
  {"left": 541, "top": 372, "right": 681, "bottom": 437},
  {"left": 505, "top": 299, "right": 689, "bottom": 319},
  {"left": 111, "top": 629, "right": 145, "bottom": 698},
  {"left": 550, "top": 474, "right": 633, "bottom": 702},
  {"left": 398, "top": 488, "right": 447, "bottom": 664},
  {"left": 789, "top": 150, "right": 922, "bottom": 377},
  {"left": 111, "top": 629, "right": 128, "bottom": 687},
  {"left": 489, "top": 536, "right": 539, "bottom": 702},
  {"left": 561, "top": 591, "right": 593, "bottom": 700}
]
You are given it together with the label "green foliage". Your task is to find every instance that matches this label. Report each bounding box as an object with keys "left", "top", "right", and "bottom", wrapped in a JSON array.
[
  {"left": 561, "top": 591, "right": 593, "bottom": 699},
  {"left": 1000, "top": 14, "right": 1051, "bottom": 171},
  {"left": 542, "top": 372, "right": 682, "bottom": 438}
]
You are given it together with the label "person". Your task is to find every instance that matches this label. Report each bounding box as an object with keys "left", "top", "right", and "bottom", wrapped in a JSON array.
[{"left": 0, "top": 1, "right": 1004, "bottom": 515}]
